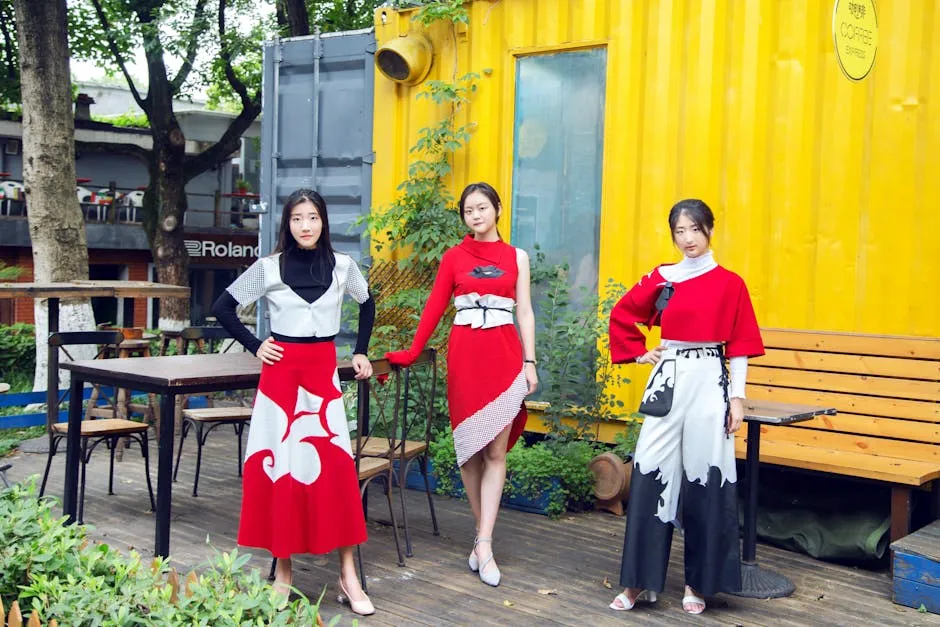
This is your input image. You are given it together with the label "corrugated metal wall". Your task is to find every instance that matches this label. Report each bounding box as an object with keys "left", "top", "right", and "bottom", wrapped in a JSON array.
[
  {"left": 372, "top": 0, "right": 939, "bottom": 410},
  {"left": 261, "top": 30, "right": 376, "bottom": 261},
  {"left": 259, "top": 30, "right": 376, "bottom": 339}
]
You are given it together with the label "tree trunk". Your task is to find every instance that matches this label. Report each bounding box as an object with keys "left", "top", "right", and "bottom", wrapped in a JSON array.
[
  {"left": 14, "top": 0, "right": 95, "bottom": 392},
  {"left": 278, "top": 0, "right": 310, "bottom": 36},
  {"left": 150, "top": 145, "right": 190, "bottom": 331},
  {"left": 142, "top": 23, "right": 190, "bottom": 331}
]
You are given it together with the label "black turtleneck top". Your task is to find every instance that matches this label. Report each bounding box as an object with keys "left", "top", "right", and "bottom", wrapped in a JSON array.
[{"left": 212, "top": 246, "right": 375, "bottom": 356}]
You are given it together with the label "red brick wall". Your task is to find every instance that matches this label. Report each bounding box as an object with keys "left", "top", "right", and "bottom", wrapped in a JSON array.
[
  {"left": 1, "top": 248, "right": 154, "bottom": 326},
  {"left": 127, "top": 260, "right": 150, "bottom": 326},
  {"left": 10, "top": 250, "right": 35, "bottom": 324}
]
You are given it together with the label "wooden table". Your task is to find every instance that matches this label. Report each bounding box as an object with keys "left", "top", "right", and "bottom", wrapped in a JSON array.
[
  {"left": 732, "top": 399, "right": 838, "bottom": 599},
  {"left": 0, "top": 281, "right": 189, "bottom": 432},
  {"left": 60, "top": 352, "right": 390, "bottom": 558}
]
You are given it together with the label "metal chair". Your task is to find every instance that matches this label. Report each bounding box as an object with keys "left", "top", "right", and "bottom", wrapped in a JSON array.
[
  {"left": 172, "top": 326, "right": 252, "bottom": 496},
  {"left": 358, "top": 348, "right": 440, "bottom": 557},
  {"left": 39, "top": 331, "right": 155, "bottom": 523},
  {"left": 1, "top": 180, "right": 25, "bottom": 216}
]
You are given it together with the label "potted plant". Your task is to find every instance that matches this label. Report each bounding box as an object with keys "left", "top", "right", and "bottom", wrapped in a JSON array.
[
  {"left": 234, "top": 178, "right": 252, "bottom": 194},
  {"left": 505, "top": 438, "right": 602, "bottom": 518}
]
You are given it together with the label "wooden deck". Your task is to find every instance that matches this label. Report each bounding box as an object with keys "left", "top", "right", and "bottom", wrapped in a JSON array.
[{"left": 4, "top": 433, "right": 938, "bottom": 626}]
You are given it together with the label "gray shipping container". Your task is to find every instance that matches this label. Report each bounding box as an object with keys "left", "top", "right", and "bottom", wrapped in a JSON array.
[{"left": 257, "top": 29, "right": 376, "bottom": 340}]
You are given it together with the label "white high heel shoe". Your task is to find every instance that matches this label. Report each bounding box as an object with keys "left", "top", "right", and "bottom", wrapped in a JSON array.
[
  {"left": 337, "top": 577, "right": 375, "bottom": 616},
  {"left": 469, "top": 536, "right": 479, "bottom": 571},
  {"left": 472, "top": 537, "right": 500, "bottom": 587},
  {"left": 609, "top": 589, "right": 657, "bottom": 611}
]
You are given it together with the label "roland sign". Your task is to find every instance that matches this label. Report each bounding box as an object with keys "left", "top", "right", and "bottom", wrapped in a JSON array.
[{"left": 185, "top": 239, "right": 260, "bottom": 259}]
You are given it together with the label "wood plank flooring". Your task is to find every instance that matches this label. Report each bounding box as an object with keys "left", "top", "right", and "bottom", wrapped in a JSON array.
[{"left": 4, "top": 432, "right": 938, "bottom": 626}]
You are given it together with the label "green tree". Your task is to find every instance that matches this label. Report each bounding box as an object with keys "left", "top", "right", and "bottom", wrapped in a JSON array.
[{"left": 0, "top": 0, "right": 18, "bottom": 108}]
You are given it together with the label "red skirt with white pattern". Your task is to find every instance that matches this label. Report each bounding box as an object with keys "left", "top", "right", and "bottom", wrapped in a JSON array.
[
  {"left": 447, "top": 323, "right": 528, "bottom": 467},
  {"left": 237, "top": 341, "right": 366, "bottom": 558}
]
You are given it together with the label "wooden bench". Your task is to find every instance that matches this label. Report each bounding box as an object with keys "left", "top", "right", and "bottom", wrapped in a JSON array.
[{"left": 734, "top": 328, "right": 940, "bottom": 542}]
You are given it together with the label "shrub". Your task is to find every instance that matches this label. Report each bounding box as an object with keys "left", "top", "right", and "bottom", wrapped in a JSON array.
[
  {"left": 0, "top": 323, "right": 35, "bottom": 383},
  {"left": 0, "top": 478, "right": 327, "bottom": 625}
]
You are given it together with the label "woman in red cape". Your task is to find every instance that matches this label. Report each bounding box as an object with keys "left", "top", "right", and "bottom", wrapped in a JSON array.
[{"left": 387, "top": 182, "right": 538, "bottom": 587}]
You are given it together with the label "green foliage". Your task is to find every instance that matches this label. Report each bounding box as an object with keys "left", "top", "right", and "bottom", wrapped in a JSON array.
[
  {"left": 204, "top": 0, "right": 271, "bottom": 111},
  {"left": 0, "top": 426, "right": 45, "bottom": 457},
  {"left": 92, "top": 112, "right": 150, "bottom": 129},
  {"left": 0, "top": 261, "right": 22, "bottom": 280},
  {"left": 359, "top": 71, "right": 479, "bottom": 272},
  {"left": 412, "top": 0, "right": 468, "bottom": 26},
  {"left": 506, "top": 439, "right": 603, "bottom": 518},
  {"left": 427, "top": 430, "right": 463, "bottom": 498},
  {"left": 530, "top": 250, "right": 631, "bottom": 443},
  {"left": 306, "top": 0, "right": 385, "bottom": 32},
  {"left": 0, "top": 479, "right": 326, "bottom": 624},
  {"left": 0, "top": 0, "right": 18, "bottom": 108},
  {"left": 0, "top": 323, "right": 36, "bottom": 383},
  {"left": 428, "top": 432, "right": 604, "bottom": 518},
  {"left": 611, "top": 423, "right": 641, "bottom": 461}
]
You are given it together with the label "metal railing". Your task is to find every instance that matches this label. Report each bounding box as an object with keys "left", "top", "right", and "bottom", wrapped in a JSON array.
[{"left": 0, "top": 179, "right": 260, "bottom": 232}]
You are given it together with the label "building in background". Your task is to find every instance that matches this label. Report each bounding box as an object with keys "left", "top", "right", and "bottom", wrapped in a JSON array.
[{"left": 0, "top": 88, "right": 261, "bottom": 327}]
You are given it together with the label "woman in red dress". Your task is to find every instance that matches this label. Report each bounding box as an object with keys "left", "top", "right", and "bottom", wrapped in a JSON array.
[
  {"left": 212, "top": 189, "right": 377, "bottom": 615},
  {"left": 386, "top": 182, "right": 538, "bottom": 587}
]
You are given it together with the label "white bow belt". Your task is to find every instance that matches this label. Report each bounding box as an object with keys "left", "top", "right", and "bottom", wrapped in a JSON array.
[{"left": 453, "top": 293, "right": 515, "bottom": 329}]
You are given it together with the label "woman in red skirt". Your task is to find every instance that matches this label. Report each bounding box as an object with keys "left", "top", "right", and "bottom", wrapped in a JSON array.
[
  {"left": 386, "top": 182, "right": 538, "bottom": 587},
  {"left": 212, "top": 189, "right": 376, "bottom": 615}
]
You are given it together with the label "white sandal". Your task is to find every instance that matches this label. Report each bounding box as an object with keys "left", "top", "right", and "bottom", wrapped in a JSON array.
[
  {"left": 681, "top": 593, "right": 706, "bottom": 615},
  {"left": 609, "top": 589, "right": 657, "bottom": 611},
  {"left": 473, "top": 537, "right": 500, "bottom": 586},
  {"left": 468, "top": 536, "right": 479, "bottom": 572}
]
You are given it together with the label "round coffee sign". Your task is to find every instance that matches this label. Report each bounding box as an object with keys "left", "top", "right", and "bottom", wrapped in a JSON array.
[{"left": 833, "top": 0, "right": 878, "bottom": 80}]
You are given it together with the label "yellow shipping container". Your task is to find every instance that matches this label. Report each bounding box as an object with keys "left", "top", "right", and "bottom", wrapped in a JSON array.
[{"left": 370, "top": 0, "right": 939, "bottom": 427}]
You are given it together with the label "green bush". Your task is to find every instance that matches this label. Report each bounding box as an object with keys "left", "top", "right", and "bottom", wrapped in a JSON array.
[
  {"left": 428, "top": 431, "right": 604, "bottom": 518},
  {"left": 505, "top": 439, "right": 605, "bottom": 518},
  {"left": 0, "top": 479, "right": 327, "bottom": 625},
  {"left": 428, "top": 430, "right": 464, "bottom": 498},
  {"left": 0, "top": 323, "right": 35, "bottom": 383},
  {"left": 529, "top": 252, "right": 630, "bottom": 442}
]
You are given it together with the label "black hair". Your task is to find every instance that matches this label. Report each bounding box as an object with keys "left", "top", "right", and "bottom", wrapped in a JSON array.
[
  {"left": 274, "top": 188, "right": 335, "bottom": 278},
  {"left": 668, "top": 198, "right": 715, "bottom": 243},
  {"left": 459, "top": 182, "right": 502, "bottom": 217},
  {"left": 458, "top": 182, "right": 503, "bottom": 239}
]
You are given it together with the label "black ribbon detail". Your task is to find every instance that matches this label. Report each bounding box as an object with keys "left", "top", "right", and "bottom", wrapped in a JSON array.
[{"left": 455, "top": 303, "right": 514, "bottom": 326}]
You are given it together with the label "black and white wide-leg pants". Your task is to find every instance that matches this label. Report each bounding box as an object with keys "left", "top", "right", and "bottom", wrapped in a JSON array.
[{"left": 619, "top": 344, "right": 741, "bottom": 596}]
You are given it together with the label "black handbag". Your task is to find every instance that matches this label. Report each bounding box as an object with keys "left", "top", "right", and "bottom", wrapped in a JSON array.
[{"left": 638, "top": 281, "right": 676, "bottom": 416}]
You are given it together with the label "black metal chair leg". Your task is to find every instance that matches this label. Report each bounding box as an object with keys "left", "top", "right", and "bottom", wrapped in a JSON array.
[
  {"left": 173, "top": 419, "right": 191, "bottom": 482},
  {"left": 39, "top": 436, "right": 59, "bottom": 497},
  {"left": 108, "top": 436, "right": 117, "bottom": 495},
  {"left": 140, "top": 432, "right": 156, "bottom": 511},
  {"left": 420, "top": 454, "right": 440, "bottom": 536},
  {"left": 235, "top": 422, "right": 245, "bottom": 477},
  {"left": 78, "top": 438, "right": 89, "bottom": 524},
  {"left": 193, "top": 423, "right": 205, "bottom": 497},
  {"left": 384, "top": 477, "right": 405, "bottom": 567},
  {"left": 400, "top": 458, "right": 414, "bottom": 557},
  {"left": 356, "top": 545, "right": 367, "bottom": 593},
  {"left": 268, "top": 557, "right": 277, "bottom": 581}
]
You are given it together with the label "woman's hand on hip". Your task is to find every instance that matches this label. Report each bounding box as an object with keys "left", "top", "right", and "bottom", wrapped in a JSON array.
[
  {"left": 524, "top": 361, "right": 538, "bottom": 395},
  {"left": 255, "top": 337, "right": 283, "bottom": 365},
  {"left": 727, "top": 397, "right": 745, "bottom": 434},
  {"left": 636, "top": 346, "right": 665, "bottom": 365},
  {"left": 352, "top": 354, "right": 373, "bottom": 380}
]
